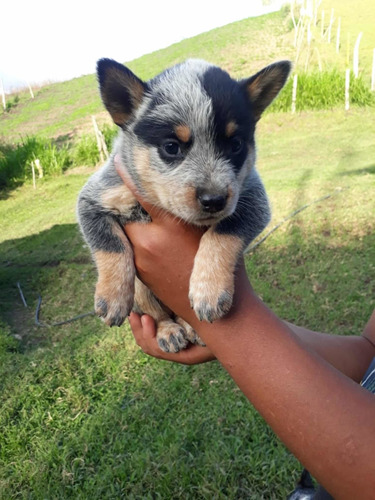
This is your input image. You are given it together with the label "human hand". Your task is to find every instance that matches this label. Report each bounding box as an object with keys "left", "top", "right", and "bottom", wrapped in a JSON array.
[{"left": 129, "top": 312, "right": 216, "bottom": 364}]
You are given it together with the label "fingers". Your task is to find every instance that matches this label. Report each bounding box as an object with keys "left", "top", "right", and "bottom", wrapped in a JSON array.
[
  {"left": 129, "top": 312, "right": 157, "bottom": 347},
  {"left": 128, "top": 313, "right": 216, "bottom": 365}
]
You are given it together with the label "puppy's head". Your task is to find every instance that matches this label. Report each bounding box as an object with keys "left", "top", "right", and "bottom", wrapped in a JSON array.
[{"left": 97, "top": 58, "right": 290, "bottom": 225}]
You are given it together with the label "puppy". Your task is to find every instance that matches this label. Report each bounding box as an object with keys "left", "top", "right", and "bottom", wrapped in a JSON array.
[{"left": 77, "top": 58, "right": 290, "bottom": 352}]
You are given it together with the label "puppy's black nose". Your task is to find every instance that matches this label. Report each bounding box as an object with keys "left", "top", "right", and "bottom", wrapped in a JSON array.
[{"left": 197, "top": 191, "right": 227, "bottom": 213}]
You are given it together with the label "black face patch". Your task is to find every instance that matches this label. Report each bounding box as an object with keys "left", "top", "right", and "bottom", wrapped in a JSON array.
[
  {"left": 200, "top": 67, "right": 255, "bottom": 170},
  {"left": 134, "top": 117, "right": 192, "bottom": 167}
]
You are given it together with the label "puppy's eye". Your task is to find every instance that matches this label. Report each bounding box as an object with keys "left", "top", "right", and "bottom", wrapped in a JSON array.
[
  {"left": 230, "top": 137, "right": 244, "bottom": 155},
  {"left": 162, "top": 140, "right": 181, "bottom": 157}
]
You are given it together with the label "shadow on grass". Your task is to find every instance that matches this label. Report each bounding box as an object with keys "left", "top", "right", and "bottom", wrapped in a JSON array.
[
  {"left": 0, "top": 223, "right": 92, "bottom": 345},
  {"left": 0, "top": 181, "right": 24, "bottom": 201},
  {"left": 338, "top": 163, "right": 375, "bottom": 177}
]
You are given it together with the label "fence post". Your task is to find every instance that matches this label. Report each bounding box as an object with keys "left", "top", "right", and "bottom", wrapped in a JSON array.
[
  {"left": 292, "top": 74, "right": 298, "bottom": 114},
  {"left": 34, "top": 159, "right": 43, "bottom": 178},
  {"left": 91, "top": 116, "right": 109, "bottom": 163},
  {"left": 0, "top": 79, "right": 6, "bottom": 110},
  {"left": 371, "top": 49, "right": 375, "bottom": 91},
  {"left": 345, "top": 69, "right": 350, "bottom": 111},
  {"left": 26, "top": 81, "right": 34, "bottom": 99},
  {"left": 307, "top": 22, "right": 312, "bottom": 46},
  {"left": 31, "top": 163, "right": 36, "bottom": 189}
]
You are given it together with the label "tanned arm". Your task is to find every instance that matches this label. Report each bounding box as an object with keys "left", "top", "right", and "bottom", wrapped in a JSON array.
[{"left": 118, "top": 160, "right": 375, "bottom": 499}]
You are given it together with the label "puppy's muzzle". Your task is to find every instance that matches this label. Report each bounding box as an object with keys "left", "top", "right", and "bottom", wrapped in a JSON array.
[{"left": 197, "top": 188, "right": 228, "bottom": 214}]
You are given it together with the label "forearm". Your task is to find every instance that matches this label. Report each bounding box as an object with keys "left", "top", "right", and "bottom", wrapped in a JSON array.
[
  {"left": 285, "top": 322, "right": 375, "bottom": 382},
  {"left": 168, "top": 268, "right": 375, "bottom": 499}
]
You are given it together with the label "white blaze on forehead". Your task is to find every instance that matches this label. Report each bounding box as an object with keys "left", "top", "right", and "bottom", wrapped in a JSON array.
[{"left": 146, "top": 59, "right": 215, "bottom": 135}]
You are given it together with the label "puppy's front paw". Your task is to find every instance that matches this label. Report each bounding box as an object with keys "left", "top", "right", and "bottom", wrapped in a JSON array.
[
  {"left": 156, "top": 320, "right": 189, "bottom": 353},
  {"left": 189, "top": 264, "right": 234, "bottom": 322},
  {"left": 189, "top": 286, "right": 233, "bottom": 323},
  {"left": 188, "top": 231, "right": 241, "bottom": 322},
  {"left": 95, "top": 281, "right": 134, "bottom": 327}
]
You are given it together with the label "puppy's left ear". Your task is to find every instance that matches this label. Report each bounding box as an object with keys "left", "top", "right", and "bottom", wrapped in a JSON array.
[
  {"left": 97, "top": 58, "right": 147, "bottom": 128},
  {"left": 241, "top": 61, "right": 291, "bottom": 121}
]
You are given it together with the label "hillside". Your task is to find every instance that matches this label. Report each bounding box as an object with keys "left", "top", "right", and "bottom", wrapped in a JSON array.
[
  {"left": 0, "top": 9, "right": 291, "bottom": 142},
  {"left": 1, "top": 0, "right": 374, "bottom": 144}
]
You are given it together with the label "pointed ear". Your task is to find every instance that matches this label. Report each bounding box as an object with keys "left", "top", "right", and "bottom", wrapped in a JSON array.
[
  {"left": 241, "top": 61, "right": 291, "bottom": 121},
  {"left": 97, "top": 58, "right": 146, "bottom": 128}
]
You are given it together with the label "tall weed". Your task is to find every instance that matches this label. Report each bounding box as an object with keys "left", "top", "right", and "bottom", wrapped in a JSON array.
[
  {"left": 71, "top": 134, "right": 99, "bottom": 167},
  {"left": 270, "top": 70, "right": 375, "bottom": 112},
  {"left": 71, "top": 124, "right": 117, "bottom": 167},
  {"left": 0, "top": 136, "right": 71, "bottom": 188}
]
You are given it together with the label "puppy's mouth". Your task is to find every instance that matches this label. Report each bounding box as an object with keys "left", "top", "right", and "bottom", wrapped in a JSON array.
[
  {"left": 194, "top": 205, "right": 235, "bottom": 226},
  {"left": 194, "top": 215, "right": 221, "bottom": 226}
]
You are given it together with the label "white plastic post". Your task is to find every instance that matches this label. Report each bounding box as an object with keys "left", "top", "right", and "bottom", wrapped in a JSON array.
[
  {"left": 0, "top": 79, "right": 6, "bottom": 110},
  {"left": 307, "top": 22, "right": 312, "bottom": 46},
  {"left": 34, "top": 159, "right": 43, "bottom": 178},
  {"left": 292, "top": 74, "right": 298, "bottom": 114},
  {"left": 91, "top": 116, "right": 109, "bottom": 163},
  {"left": 345, "top": 69, "right": 350, "bottom": 111},
  {"left": 26, "top": 81, "right": 34, "bottom": 99},
  {"left": 371, "top": 49, "right": 375, "bottom": 91},
  {"left": 31, "top": 163, "right": 36, "bottom": 189}
]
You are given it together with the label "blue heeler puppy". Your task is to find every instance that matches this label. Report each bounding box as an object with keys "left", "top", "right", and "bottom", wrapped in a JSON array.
[{"left": 77, "top": 58, "right": 291, "bottom": 352}]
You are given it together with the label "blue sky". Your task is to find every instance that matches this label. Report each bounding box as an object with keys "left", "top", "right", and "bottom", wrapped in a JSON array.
[{"left": 0, "top": 0, "right": 285, "bottom": 92}]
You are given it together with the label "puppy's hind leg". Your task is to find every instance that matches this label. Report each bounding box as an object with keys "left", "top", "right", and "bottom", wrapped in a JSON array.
[
  {"left": 175, "top": 317, "right": 206, "bottom": 347},
  {"left": 134, "top": 278, "right": 190, "bottom": 353},
  {"left": 78, "top": 192, "right": 135, "bottom": 327},
  {"left": 93, "top": 224, "right": 135, "bottom": 327}
]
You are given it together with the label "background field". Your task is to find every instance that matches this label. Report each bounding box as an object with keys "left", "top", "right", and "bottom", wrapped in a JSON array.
[{"left": 1, "top": 0, "right": 374, "bottom": 498}]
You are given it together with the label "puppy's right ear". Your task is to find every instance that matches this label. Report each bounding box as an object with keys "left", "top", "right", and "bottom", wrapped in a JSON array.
[{"left": 97, "top": 59, "right": 146, "bottom": 128}]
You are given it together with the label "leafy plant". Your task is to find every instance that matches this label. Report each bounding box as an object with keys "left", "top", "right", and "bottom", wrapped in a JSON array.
[
  {"left": 4, "top": 95, "right": 20, "bottom": 113},
  {"left": 71, "top": 134, "right": 100, "bottom": 167},
  {"left": 0, "top": 136, "right": 71, "bottom": 188}
]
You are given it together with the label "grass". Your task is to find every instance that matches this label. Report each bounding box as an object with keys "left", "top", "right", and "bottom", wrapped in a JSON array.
[
  {"left": 0, "top": 136, "right": 72, "bottom": 188},
  {"left": 269, "top": 69, "right": 375, "bottom": 112},
  {"left": 0, "top": 124, "right": 118, "bottom": 188},
  {"left": 0, "top": 107, "right": 374, "bottom": 498}
]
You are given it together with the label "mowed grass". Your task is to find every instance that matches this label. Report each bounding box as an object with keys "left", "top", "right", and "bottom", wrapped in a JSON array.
[{"left": 1, "top": 107, "right": 374, "bottom": 499}]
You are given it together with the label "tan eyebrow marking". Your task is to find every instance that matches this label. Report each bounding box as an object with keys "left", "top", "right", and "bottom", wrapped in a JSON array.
[
  {"left": 175, "top": 124, "right": 191, "bottom": 143},
  {"left": 225, "top": 121, "right": 238, "bottom": 137}
]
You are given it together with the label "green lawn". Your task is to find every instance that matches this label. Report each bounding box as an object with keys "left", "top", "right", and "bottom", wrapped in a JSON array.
[{"left": 1, "top": 107, "right": 374, "bottom": 498}]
